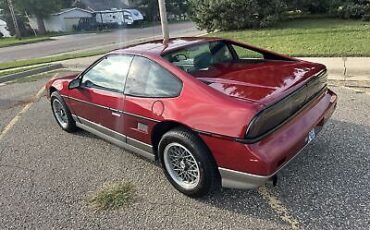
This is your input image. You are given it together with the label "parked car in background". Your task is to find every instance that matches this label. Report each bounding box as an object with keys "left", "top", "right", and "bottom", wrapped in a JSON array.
[
  {"left": 73, "top": 17, "right": 102, "bottom": 31},
  {"left": 45, "top": 37, "right": 337, "bottom": 197}
]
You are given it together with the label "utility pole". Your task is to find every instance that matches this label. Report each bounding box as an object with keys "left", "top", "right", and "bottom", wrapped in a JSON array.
[
  {"left": 158, "top": 0, "right": 169, "bottom": 44},
  {"left": 7, "top": 0, "right": 21, "bottom": 38}
]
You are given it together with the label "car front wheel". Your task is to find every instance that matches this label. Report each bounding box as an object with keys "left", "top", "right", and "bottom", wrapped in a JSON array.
[
  {"left": 51, "top": 91, "right": 77, "bottom": 133},
  {"left": 159, "top": 128, "right": 219, "bottom": 197}
]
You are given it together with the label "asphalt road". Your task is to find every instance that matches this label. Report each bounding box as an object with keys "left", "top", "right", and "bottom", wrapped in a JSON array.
[
  {"left": 0, "top": 76, "right": 369, "bottom": 229},
  {"left": 0, "top": 22, "right": 199, "bottom": 63}
]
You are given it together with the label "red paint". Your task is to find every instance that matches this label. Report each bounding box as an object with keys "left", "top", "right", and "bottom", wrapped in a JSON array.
[
  {"left": 46, "top": 37, "right": 338, "bottom": 176},
  {"left": 200, "top": 89, "right": 337, "bottom": 176},
  {"left": 192, "top": 60, "right": 325, "bottom": 104}
]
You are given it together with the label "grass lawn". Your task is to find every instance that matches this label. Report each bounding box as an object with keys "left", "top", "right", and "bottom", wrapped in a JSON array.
[
  {"left": 211, "top": 18, "right": 370, "bottom": 57},
  {"left": 0, "top": 64, "right": 51, "bottom": 78},
  {"left": 0, "top": 36, "right": 52, "bottom": 48}
]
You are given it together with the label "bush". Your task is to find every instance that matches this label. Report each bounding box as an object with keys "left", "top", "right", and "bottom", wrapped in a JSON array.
[
  {"left": 287, "top": 0, "right": 331, "bottom": 14},
  {"left": 190, "top": 0, "right": 287, "bottom": 31},
  {"left": 331, "top": 0, "right": 370, "bottom": 21}
]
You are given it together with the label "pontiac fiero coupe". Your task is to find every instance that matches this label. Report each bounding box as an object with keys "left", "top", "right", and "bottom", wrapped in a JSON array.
[{"left": 46, "top": 37, "right": 337, "bottom": 197}]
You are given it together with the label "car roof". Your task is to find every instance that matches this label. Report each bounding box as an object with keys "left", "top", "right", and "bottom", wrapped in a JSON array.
[{"left": 110, "top": 37, "right": 225, "bottom": 56}]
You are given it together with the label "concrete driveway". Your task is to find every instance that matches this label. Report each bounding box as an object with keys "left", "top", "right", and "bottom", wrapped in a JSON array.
[
  {"left": 0, "top": 22, "right": 199, "bottom": 63},
  {"left": 0, "top": 75, "right": 369, "bottom": 229}
]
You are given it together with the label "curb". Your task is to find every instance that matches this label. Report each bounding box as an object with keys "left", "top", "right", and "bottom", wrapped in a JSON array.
[
  {"left": 328, "top": 79, "right": 370, "bottom": 88},
  {"left": 0, "top": 64, "right": 63, "bottom": 84}
]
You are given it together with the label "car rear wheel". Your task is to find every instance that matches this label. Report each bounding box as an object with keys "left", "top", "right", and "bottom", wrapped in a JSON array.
[
  {"left": 158, "top": 128, "right": 219, "bottom": 197},
  {"left": 51, "top": 91, "right": 77, "bottom": 133}
]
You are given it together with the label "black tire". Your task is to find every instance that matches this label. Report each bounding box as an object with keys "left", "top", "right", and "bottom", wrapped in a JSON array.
[
  {"left": 158, "top": 128, "right": 220, "bottom": 197},
  {"left": 50, "top": 91, "right": 77, "bottom": 133}
]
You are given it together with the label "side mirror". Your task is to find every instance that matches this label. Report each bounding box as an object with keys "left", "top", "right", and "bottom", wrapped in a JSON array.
[{"left": 68, "top": 78, "right": 81, "bottom": 89}]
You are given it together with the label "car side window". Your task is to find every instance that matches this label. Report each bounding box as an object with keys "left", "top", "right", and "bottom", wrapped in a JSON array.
[
  {"left": 81, "top": 55, "right": 133, "bottom": 93},
  {"left": 231, "top": 44, "right": 264, "bottom": 59},
  {"left": 125, "top": 56, "right": 182, "bottom": 98}
]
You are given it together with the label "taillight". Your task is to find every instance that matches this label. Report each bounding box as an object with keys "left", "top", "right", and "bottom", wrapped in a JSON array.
[
  {"left": 245, "top": 92, "right": 305, "bottom": 139},
  {"left": 245, "top": 70, "right": 327, "bottom": 141}
]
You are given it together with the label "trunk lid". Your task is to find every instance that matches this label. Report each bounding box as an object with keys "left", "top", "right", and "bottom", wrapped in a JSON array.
[{"left": 192, "top": 60, "right": 326, "bottom": 105}]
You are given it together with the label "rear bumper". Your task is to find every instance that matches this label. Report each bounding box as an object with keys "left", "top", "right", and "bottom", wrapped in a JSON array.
[
  {"left": 218, "top": 131, "right": 317, "bottom": 189},
  {"left": 201, "top": 89, "right": 337, "bottom": 190},
  {"left": 219, "top": 167, "right": 272, "bottom": 189}
]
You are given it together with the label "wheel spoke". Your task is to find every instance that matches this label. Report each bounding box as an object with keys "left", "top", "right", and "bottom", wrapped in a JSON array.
[
  {"left": 187, "top": 169, "right": 198, "bottom": 172},
  {"left": 188, "top": 173, "right": 197, "bottom": 180}
]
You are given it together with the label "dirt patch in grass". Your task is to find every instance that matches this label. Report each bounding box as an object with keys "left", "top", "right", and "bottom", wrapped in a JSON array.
[{"left": 87, "top": 181, "right": 136, "bottom": 210}]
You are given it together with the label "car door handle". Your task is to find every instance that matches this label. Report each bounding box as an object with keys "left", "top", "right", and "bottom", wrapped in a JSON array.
[{"left": 112, "top": 111, "right": 121, "bottom": 117}]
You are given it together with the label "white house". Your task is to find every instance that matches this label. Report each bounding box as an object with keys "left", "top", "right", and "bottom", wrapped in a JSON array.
[
  {"left": 29, "top": 8, "right": 93, "bottom": 32},
  {"left": 0, "top": 19, "right": 11, "bottom": 37}
]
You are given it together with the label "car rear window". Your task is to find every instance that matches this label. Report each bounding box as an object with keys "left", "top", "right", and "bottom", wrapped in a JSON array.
[{"left": 162, "top": 41, "right": 234, "bottom": 73}]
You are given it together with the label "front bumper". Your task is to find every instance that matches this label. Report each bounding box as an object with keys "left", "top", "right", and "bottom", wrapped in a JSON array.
[{"left": 201, "top": 89, "right": 337, "bottom": 190}]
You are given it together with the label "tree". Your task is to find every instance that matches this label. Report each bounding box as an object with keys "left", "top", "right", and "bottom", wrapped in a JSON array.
[
  {"left": 0, "top": 0, "right": 33, "bottom": 37},
  {"left": 61, "top": 0, "right": 86, "bottom": 9},
  {"left": 331, "top": 0, "right": 370, "bottom": 21},
  {"left": 166, "top": 0, "right": 189, "bottom": 20},
  {"left": 130, "top": 0, "right": 190, "bottom": 22},
  {"left": 190, "top": 0, "right": 287, "bottom": 31},
  {"left": 130, "top": 0, "right": 159, "bottom": 21},
  {"left": 15, "top": 0, "right": 62, "bottom": 34},
  {"left": 61, "top": 0, "right": 73, "bottom": 8},
  {"left": 286, "top": 0, "right": 331, "bottom": 14}
]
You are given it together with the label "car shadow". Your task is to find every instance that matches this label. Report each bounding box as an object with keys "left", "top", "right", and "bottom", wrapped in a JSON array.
[
  {"left": 197, "top": 119, "right": 370, "bottom": 228},
  {"left": 70, "top": 119, "right": 369, "bottom": 227}
]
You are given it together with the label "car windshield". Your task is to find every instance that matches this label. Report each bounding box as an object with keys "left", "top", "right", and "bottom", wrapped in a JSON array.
[{"left": 162, "top": 41, "right": 235, "bottom": 73}]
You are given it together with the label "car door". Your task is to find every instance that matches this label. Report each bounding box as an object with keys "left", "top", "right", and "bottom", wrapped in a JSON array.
[
  {"left": 123, "top": 56, "right": 183, "bottom": 152},
  {"left": 67, "top": 54, "right": 133, "bottom": 137}
]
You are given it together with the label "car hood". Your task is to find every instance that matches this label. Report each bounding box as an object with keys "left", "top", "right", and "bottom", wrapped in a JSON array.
[
  {"left": 45, "top": 72, "right": 79, "bottom": 97},
  {"left": 193, "top": 60, "right": 325, "bottom": 104},
  {"left": 47, "top": 72, "right": 79, "bottom": 86},
  {"left": 54, "top": 73, "right": 79, "bottom": 81}
]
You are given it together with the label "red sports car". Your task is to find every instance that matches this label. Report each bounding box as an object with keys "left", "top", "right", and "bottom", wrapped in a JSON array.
[{"left": 46, "top": 37, "right": 337, "bottom": 197}]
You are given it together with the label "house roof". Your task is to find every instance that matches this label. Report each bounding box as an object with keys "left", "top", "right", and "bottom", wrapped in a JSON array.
[
  {"left": 80, "top": 0, "right": 130, "bottom": 11},
  {"left": 52, "top": 7, "right": 93, "bottom": 16}
]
